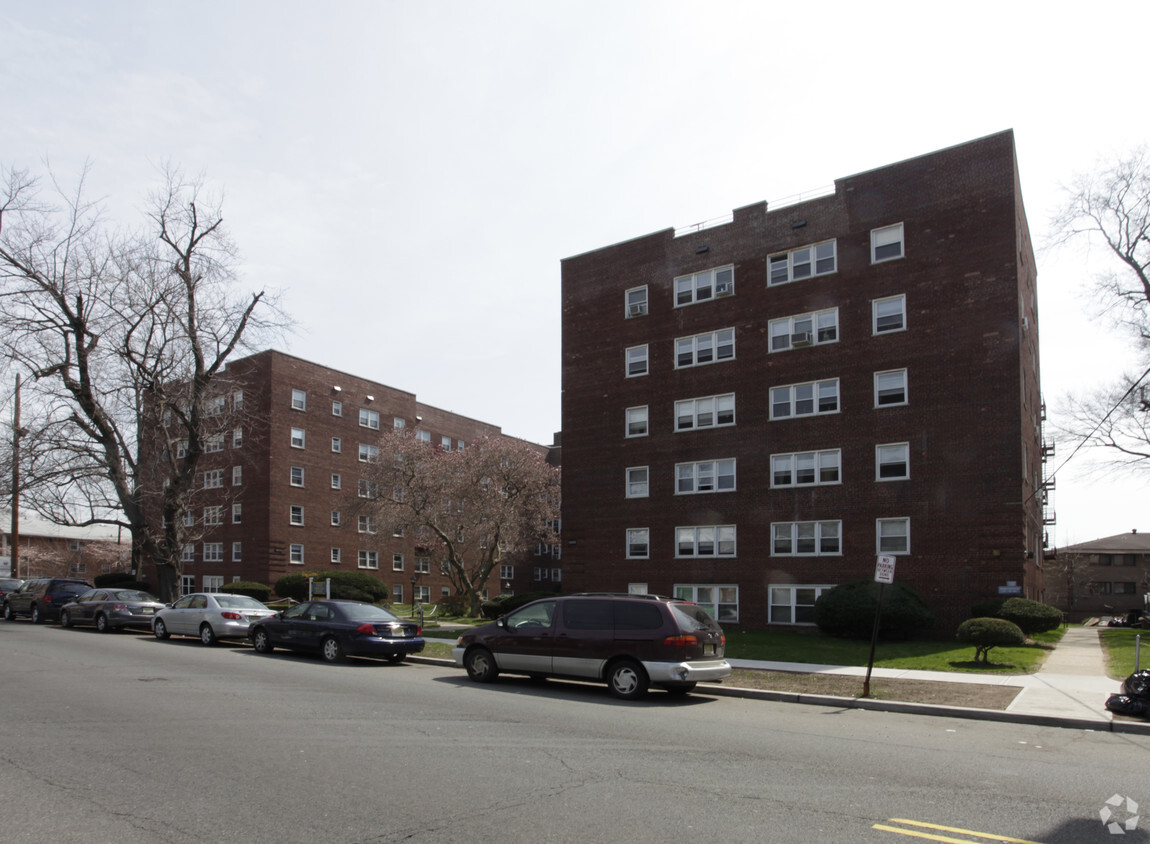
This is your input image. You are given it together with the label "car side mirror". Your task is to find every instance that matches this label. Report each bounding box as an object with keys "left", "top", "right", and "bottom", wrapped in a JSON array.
[{"left": 497, "top": 617, "right": 508, "bottom": 629}]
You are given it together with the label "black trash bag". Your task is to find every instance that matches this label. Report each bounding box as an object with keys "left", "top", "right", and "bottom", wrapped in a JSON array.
[
  {"left": 1106, "top": 694, "right": 1149, "bottom": 717},
  {"left": 1122, "top": 670, "right": 1150, "bottom": 699}
]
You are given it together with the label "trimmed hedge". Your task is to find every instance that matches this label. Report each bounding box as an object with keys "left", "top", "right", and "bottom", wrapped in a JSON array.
[
  {"left": 480, "top": 591, "right": 559, "bottom": 620},
  {"left": 970, "top": 597, "right": 1008, "bottom": 619},
  {"left": 996, "top": 597, "right": 1062, "bottom": 635},
  {"left": 956, "top": 617, "right": 1026, "bottom": 663},
  {"left": 813, "top": 580, "right": 935, "bottom": 640},
  {"left": 93, "top": 572, "right": 138, "bottom": 588},
  {"left": 274, "top": 571, "right": 391, "bottom": 603},
  {"left": 218, "top": 581, "right": 272, "bottom": 602}
]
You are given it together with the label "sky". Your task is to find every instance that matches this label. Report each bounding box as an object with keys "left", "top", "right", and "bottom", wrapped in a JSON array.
[{"left": 0, "top": 0, "right": 1147, "bottom": 548}]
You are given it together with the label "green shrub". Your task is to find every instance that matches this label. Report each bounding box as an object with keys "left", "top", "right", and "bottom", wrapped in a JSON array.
[
  {"left": 438, "top": 594, "right": 470, "bottom": 616},
  {"left": 970, "top": 597, "right": 1008, "bottom": 619},
  {"left": 218, "top": 581, "right": 272, "bottom": 602},
  {"left": 813, "top": 580, "right": 935, "bottom": 640},
  {"left": 956, "top": 617, "right": 1026, "bottom": 663},
  {"left": 995, "top": 597, "right": 1062, "bottom": 635},
  {"left": 480, "top": 591, "right": 558, "bottom": 620},
  {"left": 273, "top": 571, "right": 391, "bottom": 603},
  {"left": 94, "top": 572, "right": 137, "bottom": 588}
]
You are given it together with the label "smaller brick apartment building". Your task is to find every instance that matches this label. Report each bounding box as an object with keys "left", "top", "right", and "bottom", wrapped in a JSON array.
[
  {"left": 560, "top": 130, "right": 1049, "bottom": 632},
  {"left": 1049, "top": 531, "right": 1150, "bottom": 620},
  {"left": 140, "top": 350, "right": 559, "bottom": 602}
]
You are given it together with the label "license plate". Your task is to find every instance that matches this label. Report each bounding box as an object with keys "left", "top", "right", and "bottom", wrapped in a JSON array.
[
  {"left": 142, "top": 608, "right": 154, "bottom": 614},
  {"left": 705, "top": 644, "right": 715, "bottom": 656}
]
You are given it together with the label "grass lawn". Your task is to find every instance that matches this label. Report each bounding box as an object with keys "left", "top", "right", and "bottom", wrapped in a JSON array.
[
  {"left": 723, "top": 627, "right": 1064, "bottom": 674},
  {"left": 1098, "top": 628, "right": 1150, "bottom": 679}
]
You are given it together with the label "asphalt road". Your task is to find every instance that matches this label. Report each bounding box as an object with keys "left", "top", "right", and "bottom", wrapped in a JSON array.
[{"left": 1, "top": 621, "right": 1148, "bottom": 843}]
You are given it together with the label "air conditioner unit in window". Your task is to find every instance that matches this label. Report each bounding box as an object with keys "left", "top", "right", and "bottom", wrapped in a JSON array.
[
  {"left": 628, "top": 303, "right": 648, "bottom": 317},
  {"left": 715, "top": 282, "right": 733, "bottom": 297},
  {"left": 790, "top": 331, "right": 813, "bottom": 347}
]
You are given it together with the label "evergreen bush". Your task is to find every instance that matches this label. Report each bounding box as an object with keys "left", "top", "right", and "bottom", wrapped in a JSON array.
[
  {"left": 218, "top": 581, "right": 272, "bottom": 602},
  {"left": 970, "top": 597, "right": 1008, "bottom": 619},
  {"left": 93, "top": 572, "right": 137, "bottom": 588},
  {"left": 480, "top": 591, "right": 557, "bottom": 620},
  {"left": 995, "top": 597, "right": 1062, "bottom": 635},
  {"left": 273, "top": 571, "right": 391, "bottom": 603},
  {"left": 956, "top": 617, "right": 1026, "bottom": 663},
  {"left": 813, "top": 580, "right": 935, "bottom": 640}
]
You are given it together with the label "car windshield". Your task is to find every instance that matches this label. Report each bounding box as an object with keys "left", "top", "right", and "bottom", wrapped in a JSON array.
[
  {"left": 340, "top": 604, "right": 400, "bottom": 623},
  {"left": 670, "top": 602, "right": 722, "bottom": 633},
  {"left": 111, "top": 590, "right": 159, "bottom": 602},
  {"left": 57, "top": 583, "right": 90, "bottom": 595},
  {"left": 214, "top": 595, "right": 267, "bottom": 610}
]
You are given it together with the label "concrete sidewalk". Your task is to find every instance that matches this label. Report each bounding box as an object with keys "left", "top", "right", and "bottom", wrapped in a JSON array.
[
  {"left": 715, "top": 626, "right": 1147, "bottom": 733},
  {"left": 422, "top": 627, "right": 1150, "bottom": 733}
]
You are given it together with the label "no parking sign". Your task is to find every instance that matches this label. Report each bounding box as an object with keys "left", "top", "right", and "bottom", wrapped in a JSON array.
[{"left": 875, "top": 554, "right": 896, "bottom": 584}]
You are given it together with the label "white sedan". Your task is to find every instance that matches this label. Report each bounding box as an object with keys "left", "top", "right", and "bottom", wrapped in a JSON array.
[{"left": 152, "top": 593, "right": 277, "bottom": 645}]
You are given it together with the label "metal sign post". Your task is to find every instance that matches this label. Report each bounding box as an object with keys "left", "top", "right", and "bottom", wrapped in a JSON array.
[{"left": 863, "top": 555, "right": 897, "bottom": 697}]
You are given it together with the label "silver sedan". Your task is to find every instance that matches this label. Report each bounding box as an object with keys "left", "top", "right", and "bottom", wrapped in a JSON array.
[{"left": 152, "top": 593, "right": 277, "bottom": 645}]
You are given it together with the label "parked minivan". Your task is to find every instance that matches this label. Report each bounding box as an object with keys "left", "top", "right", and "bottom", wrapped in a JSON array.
[
  {"left": 2, "top": 578, "right": 93, "bottom": 624},
  {"left": 453, "top": 593, "right": 731, "bottom": 699}
]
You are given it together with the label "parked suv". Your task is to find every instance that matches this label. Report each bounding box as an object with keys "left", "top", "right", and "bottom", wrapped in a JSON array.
[
  {"left": 452, "top": 593, "right": 731, "bottom": 699},
  {"left": 2, "top": 578, "right": 93, "bottom": 624}
]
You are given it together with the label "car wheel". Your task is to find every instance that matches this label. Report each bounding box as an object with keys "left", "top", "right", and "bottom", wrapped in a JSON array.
[
  {"left": 607, "top": 659, "right": 649, "bottom": 700},
  {"left": 661, "top": 682, "right": 697, "bottom": 696},
  {"left": 60, "top": 609, "right": 73, "bottom": 628},
  {"left": 464, "top": 647, "right": 499, "bottom": 683},
  {"left": 252, "top": 629, "right": 274, "bottom": 654},
  {"left": 2, "top": 603, "right": 12, "bottom": 621},
  {"left": 30, "top": 605, "right": 43, "bottom": 624},
  {"left": 95, "top": 613, "right": 110, "bottom": 633},
  {"left": 199, "top": 624, "right": 218, "bottom": 646},
  {"left": 385, "top": 653, "right": 405, "bottom": 665},
  {"left": 153, "top": 619, "right": 170, "bottom": 640},
  {"left": 320, "top": 636, "right": 345, "bottom": 663}
]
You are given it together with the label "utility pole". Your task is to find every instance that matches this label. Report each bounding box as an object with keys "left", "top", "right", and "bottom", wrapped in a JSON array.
[{"left": 11, "top": 373, "right": 22, "bottom": 579}]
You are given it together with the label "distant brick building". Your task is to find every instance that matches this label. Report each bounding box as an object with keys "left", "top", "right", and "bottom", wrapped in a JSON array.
[
  {"left": 1, "top": 510, "right": 130, "bottom": 580},
  {"left": 1048, "top": 531, "right": 1150, "bottom": 620},
  {"left": 140, "top": 350, "right": 559, "bottom": 601},
  {"left": 559, "top": 130, "right": 1049, "bottom": 631}
]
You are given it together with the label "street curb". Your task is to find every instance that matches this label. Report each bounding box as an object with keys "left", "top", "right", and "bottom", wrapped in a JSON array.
[{"left": 410, "top": 655, "right": 1150, "bottom": 734}]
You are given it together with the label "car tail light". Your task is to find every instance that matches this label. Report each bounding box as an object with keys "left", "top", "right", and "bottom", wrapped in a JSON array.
[
  {"left": 112, "top": 604, "right": 127, "bottom": 611},
  {"left": 356, "top": 623, "right": 376, "bottom": 636},
  {"left": 662, "top": 634, "right": 698, "bottom": 647},
  {"left": 416, "top": 625, "right": 422, "bottom": 635},
  {"left": 220, "top": 611, "right": 243, "bottom": 620}
]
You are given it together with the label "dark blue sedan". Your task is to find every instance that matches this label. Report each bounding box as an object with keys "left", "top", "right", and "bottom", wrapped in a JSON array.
[{"left": 248, "top": 600, "right": 425, "bottom": 663}]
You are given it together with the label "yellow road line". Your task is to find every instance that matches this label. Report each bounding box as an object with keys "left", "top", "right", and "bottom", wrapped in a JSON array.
[{"left": 873, "top": 818, "right": 1046, "bottom": 844}]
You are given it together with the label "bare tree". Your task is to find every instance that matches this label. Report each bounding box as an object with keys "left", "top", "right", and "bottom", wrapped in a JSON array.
[
  {"left": 357, "top": 430, "right": 560, "bottom": 615},
  {"left": 0, "top": 162, "right": 287, "bottom": 599},
  {"left": 1050, "top": 146, "right": 1150, "bottom": 469}
]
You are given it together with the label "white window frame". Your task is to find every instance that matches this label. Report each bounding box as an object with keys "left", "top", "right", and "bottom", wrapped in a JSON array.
[
  {"left": 877, "top": 517, "right": 910, "bottom": 555},
  {"left": 675, "top": 459, "right": 736, "bottom": 494},
  {"left": 359, "top": 443, "right": 380, "bottom": 463},
  {"left": 873, "top": 294, "right": 906, "bottom": 334},
  {"left": 626, "top": 345, "right": 649, "bottom": 378},
  {"left": 674, "top": 265, "right": 734, "bottom": 306},
  {"left": 876, "top": 442, "right": 910, "bottom": 481},
  {"left": 331, "top": 510, "right": 341, "bottom": 526},
  {"left": 626, "top": 528, "right": 649, "bottom": 559},
  {"left": 675, "top": 394, "right": 735, "bottom": 432},
  {"left": 332, "top": 400, "right": 343, "bottom": 417},
  {"left": 290, "top": 505, "right": 304, "bottom": 526},
  {"left": 770, "top": 379, "right": 840, "bottom": 419},
  {"left": 332, "top": 437, "right": 342, "bottom": 453},
  {"left": 625, "top": 285, "right": 648, "bottom": 318},
  {"left": 289, "top": 544, "right": 304, "bottom": 564},
  {"left": 203, "top": 469, "right": 223, "bottom": 489},
  {"left": 358, "top": 514, "right": 377, "bottom": 534},
  {"left": 625, "top": 405, "right": 648, "bottom": 438},
  {"left": 771, "top": 521, "right": 842, "bottom": 556},
  {"left": 232, "top": 428, "right": 243, "bottom": 448},
  {"left": 393, "top": 554, "right": 405, "bottom": 572},
  {"left": 291, "top": 389, "right": 307, "bottom": 411},
  {"left": 331, "top": 547, "right": 342, "bottom": 564},
  {"left": 626, "top": 466, "right": 649, "bottom": 499},
  {"left": 769, "top": 308, "right": 839, "bottom": 352},
  {"left": 875, "top": 369, "right": 908, "bottom": 407},
  {"left": 202, "top": 543, "right": 223, "bottom": 563},
  {"left": 232, "top": 541, "right": 242, "bottom": 563},
  {"left": 181, "top": 544, "right": 195, "bottom": 563},
  {"left": 770, "top": 449, "right": 842, "bottom": 487},
  {"left": 360, "top": 408, "right": 380, "bottom": 430},
  {"left": 205, "top": 433, "right": 224, "bottom": 453},
  {"left": 232, "top": 503, "right": 242, "bottom": 524},
  {"left": 203, "top": 505, "right": 223, "bottom": 526},
  {"left": 769, "top": 584, "right": 834, "bottom": 625},
  {"left": 290, "top": 466, "right": 305, "bottom": 487},
  {"left": 331, "top": 473, "right": 342, "bottom": 490},
  {"left": 674, "top": 584, "right": 739, "bottom": 623},
  {"left": 359, "top": 550, "right": 379, "bottom": 570},
  {"left": 290, "top": 427, "right": 306, "bottom": 449},
  {"left": 675, "top": 328, "right": 735, "bottom": 369},
  {"left": 768, "top": 240, "right": 836, "bottom": 285},
  {"left": 232, "top": 465, "right": 242, "bottom": 486},
  {"left": 499, "top": 564, "right": 515, "bottom": 580},
  {"left": 203, "top": 574, "right": 224, "bottom": 592},
  {"left": 675, "top": 525, "right": 736, "bottom": 558},
  {"left": 415, "top": 430, "right": 430, "bottom": 443},
  {"left": 871, "top": 222, "right": 904, "bottom": 263}
]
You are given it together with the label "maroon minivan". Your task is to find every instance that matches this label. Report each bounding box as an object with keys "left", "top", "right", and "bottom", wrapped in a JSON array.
[{"left": 453, "top": 593, "right": 730, "bottom": 699}]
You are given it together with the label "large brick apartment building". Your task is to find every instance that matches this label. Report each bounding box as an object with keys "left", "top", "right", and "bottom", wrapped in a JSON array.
[
  {"left": 559, "top": 130, "right": 1049, "bottom": 631},
  {"left": 141, "top": 350, "right": 559, "bottom": 602}
]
